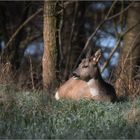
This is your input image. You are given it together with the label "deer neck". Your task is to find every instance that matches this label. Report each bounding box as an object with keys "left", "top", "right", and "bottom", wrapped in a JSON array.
[
  {"left": 87, "top": 72, "right": 105, "bottom": 87},
  {"left": 87, "top": 78, "right": 99, "bottom": 97},
  {"left": 87, "top": 74, "right": 105, "bottom": 97}
]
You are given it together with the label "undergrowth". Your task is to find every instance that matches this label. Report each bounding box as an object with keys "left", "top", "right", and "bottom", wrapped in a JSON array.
[{"left": 0, "top": 85, "right": 140, "bottom": 139}]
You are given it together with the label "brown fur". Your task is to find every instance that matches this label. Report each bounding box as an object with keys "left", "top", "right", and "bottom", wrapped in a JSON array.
[
  {"left": 57, "top": 77, "right": 92, "bottom": 100},
  {"left": 55, "top": 49, "right": 117, "bottom": 102}
]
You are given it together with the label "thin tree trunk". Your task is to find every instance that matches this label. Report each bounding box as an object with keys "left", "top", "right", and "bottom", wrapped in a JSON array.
[
  {"left": 62, "top": 2, "right": 86, "bottom": 80},
  {"left": 42, "top": 1, "right": 58, "bottom": 90}
]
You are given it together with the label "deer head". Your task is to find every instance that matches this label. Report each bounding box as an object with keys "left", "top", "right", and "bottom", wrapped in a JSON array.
[
  {"left": 55, "top": 49, "right": 117, "bottom": 102},
  {"left": 73, "top": 49, "right": 102, "bottom": 81}
]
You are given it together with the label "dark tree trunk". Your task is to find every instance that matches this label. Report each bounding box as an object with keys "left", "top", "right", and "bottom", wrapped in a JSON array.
[{"left": 61, "top": 2, "right": 87, "bottom": 80}]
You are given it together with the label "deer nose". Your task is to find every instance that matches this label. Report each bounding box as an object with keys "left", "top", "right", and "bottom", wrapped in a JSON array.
[{"left": 72, "top": 71, "right": 80, "bottom": 78}]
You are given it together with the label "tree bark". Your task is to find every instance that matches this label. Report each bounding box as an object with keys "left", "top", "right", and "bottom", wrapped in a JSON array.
[
  {"left": 115, "top": 2, "right": 140, "bottom": 95},
  {"left": 42, "top": 1, "right": 58, "bottom": 90}
]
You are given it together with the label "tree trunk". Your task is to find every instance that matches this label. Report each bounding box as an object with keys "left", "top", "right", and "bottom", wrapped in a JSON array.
[
  {"left": 42, "top": 1, "right": 58, "bottom": 90},
  {"left": 115, "top": 2, "right": 140, "bottom": 95}
]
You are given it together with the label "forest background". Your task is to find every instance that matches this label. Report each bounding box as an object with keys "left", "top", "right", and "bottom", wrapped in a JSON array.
[{"left": 1, "top": 1, "right": 140, "bottom": 139}]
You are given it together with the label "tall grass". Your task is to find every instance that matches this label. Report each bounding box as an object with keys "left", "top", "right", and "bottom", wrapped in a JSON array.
[{"left": 0, "top": 85, "right": 140, "bottom": 139}]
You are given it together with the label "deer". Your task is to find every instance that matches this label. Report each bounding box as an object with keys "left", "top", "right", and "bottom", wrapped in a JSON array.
[{"left": 55, "top": 49, "right": 117, "bottom": 102}]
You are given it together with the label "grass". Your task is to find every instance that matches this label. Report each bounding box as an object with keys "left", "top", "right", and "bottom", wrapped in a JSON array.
[{"left": 0, "top": 85, "right": 140, "bottom": 139}]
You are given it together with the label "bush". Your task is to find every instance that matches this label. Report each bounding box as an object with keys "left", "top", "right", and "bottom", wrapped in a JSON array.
[{"left": 0, "top": 87, "right": 140, "bottom": 139}]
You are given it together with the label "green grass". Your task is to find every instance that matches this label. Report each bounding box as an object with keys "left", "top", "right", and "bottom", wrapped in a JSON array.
[{"left": 0, "top": 85, "right": 140, "bottom": 139}]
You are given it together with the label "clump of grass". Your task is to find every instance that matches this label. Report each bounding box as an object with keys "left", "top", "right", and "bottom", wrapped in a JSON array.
[
  {"left": 1, "top": 86, "right": 140, "bottom": 139},
  {"left": 50, "top": 100, "right": 129, "bottom": 139}
]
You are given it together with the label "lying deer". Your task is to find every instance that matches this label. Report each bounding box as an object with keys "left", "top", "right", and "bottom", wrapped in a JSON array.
[{"left": 55, "top": 49, "right": 117, "bottom": 102}]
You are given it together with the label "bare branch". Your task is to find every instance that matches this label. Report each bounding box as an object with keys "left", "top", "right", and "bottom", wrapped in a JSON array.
[
  {"left": 58, "top": 1, "right": 64, "bottom": 71},
  {"left": 73, "top": 1, "right": 134, "bottom": 71},
  {"left": 106, "top": 2, "right": 134, "bottom": 21},
  {"left": 101, "top": 20, "right": 140, "bottom": 73},
  {"left": 73, "top": 1, "right": 117, "bottom": 70},
  {"left": 101, "top": 38, "right": 121, "bottom": 73},
  {"left": 105, "top": 0, "right": 117, "bottom": 19},
  {"left": 27, "top": 33, "right": 43, "bottom": 44},
  {"left": 64, "top": 1, "right": 79, "bottom": 78},
  {"left": 58, "top": 13, "right": 64, "bottom": 59},
  {"left": 4, "top": 8, "right": 43, "bottom": 50},
  {"left": 123, "top": 31, "right": 140, "bottom": 66}
]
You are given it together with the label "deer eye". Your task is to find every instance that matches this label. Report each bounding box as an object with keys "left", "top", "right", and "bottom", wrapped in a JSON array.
[{"left": 83, "top": 65, "right": 88, "bottom": 68}]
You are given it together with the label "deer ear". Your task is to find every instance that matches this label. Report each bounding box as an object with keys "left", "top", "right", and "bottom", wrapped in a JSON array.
[{"left": 93, "top": 49, "right": 102, "bottom": 63}]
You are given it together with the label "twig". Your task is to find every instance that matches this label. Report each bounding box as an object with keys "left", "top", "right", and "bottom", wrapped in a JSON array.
[
  {"left": 101, "top": 20, "right": 140, "bottom": 73},
  {"left": 123, "top": 20, "right": 140, "bottom": 35},
  {"left": 106, "top": 2, "right": 134, "bottom": 21},
  {"left": 105, "top": 0, "right": 117, "bottom": 19},
  {"left": 29, "top": 56, "right": 35, "bottom": 90},
  {"left": 27, "top": 33, "right": 43, "bottom": 44},
  {"left": 123, "top": 31, "right": 140, "bottom": 67},
  {"left": 101, "top": 37, "right": 121, "bottom": 73},
  {"left": 64, "top": 1, "right": 79, "bottom": 78},
  {"left": 4, "top": 8, "right": 43, "bottom": 50},
  {"left": 58, "top": 1, "right": 64, "bottom": 70},
  {"left": 73, "top": 1, "right": 134, "bottom": 71},
  {"left": 73, "top": 20, "right": 105, "bottom": 70},
  {"left": 73, "top": 1, "right": 117, "bottom": 70}
]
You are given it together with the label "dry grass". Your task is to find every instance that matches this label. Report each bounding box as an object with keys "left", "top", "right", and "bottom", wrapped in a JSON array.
[
  {"left": 115, "top": 64, "right": 140, "bottom": 99},
  {"left": 0, "top": 61, "right": 43, "bottom": 90},
  {"left": 0, "top": 62, "right": 15, "bottom": 85},
  {"left": 124, "top": 108, "right": 140, "bottom": 123}
]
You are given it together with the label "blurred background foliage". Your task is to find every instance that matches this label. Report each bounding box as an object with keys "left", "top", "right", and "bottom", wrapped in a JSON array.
[{"left": 0, "top": 1, "right": 139, "bottom": 97}]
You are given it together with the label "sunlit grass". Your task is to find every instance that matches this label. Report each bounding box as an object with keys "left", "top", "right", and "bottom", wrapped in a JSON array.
[{"left": 0, "top": 86, "right": 140, "bottom": 139}]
